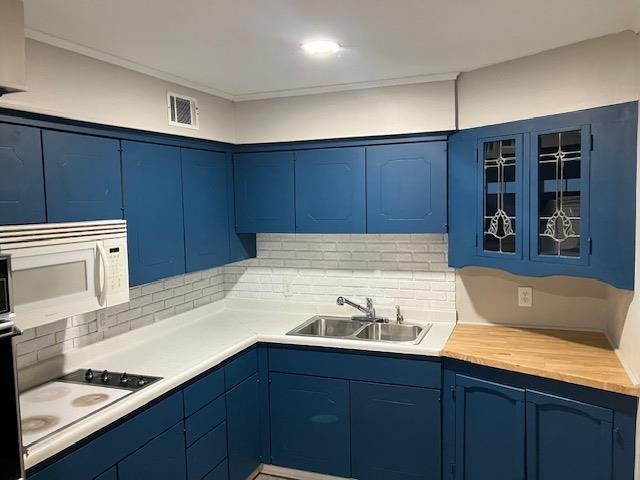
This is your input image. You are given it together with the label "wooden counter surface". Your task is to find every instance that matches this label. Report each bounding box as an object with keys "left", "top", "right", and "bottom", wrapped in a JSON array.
[{"left": 441, "top": 324, "right": 639, "bottom": 397}]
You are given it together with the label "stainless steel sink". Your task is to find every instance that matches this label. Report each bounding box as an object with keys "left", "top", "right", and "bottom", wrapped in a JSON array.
[
  {"left": 355, "top": 323, "right": 427, "bottom": 343},
  {"left": 287, "top": 315, "right": 430, "bottom": 345}
]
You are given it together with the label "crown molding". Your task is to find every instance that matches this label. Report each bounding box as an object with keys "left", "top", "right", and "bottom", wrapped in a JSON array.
[{"left": 26, "top": 28, "right": 459, "bottom": 103}]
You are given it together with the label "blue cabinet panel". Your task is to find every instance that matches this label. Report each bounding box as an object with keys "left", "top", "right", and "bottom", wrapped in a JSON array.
[
  {"left": 42, "top": 130, "right": 122, "bottom": 222},
  {"left": 181, "top": 148, "right": 231, "bottom": 272},
  {"left": 118, "top": 422, "right": 186, "bottom": 480},
  {"left": 186, "top": 421, "right": 227, "bottom": 480},
  {"left": 227, "top": 153, "right": 257, "bottom": 262},
  {"left": 225, "top": 348, "right": 258, "bottom": 391},
  {"left": 183, "top": 367, "right": 225, "bottom": 417},
  {"left": 226, "top": 374, "right": 261, "bottom": 480},
  {"left": 94, "top": 467, "right": 118, "bottom": 480},
  {"left": 526, "top": 390, "right": 613, "bottom": 480},
  {"left": 295, "top": 147, "right": 366, "bottom": 233},
  {"left": 122, "top": 141, "right": 185, "bottom": 285},
  {"left": 185, "top": 394, "right": 226, "bottom": 447},
  {"left": 270, "top": 373, "right": 350, "bottom": 477},
  {"left": 0, "top": 123, "right": 45, "bottom": 224},
  {"left": 367, "top": 142, "right": 447, "bottom": 233},
  {"left": 234, "top": 151, "right": 295, "bottom": 232},
  {"left": 351, "top": 382, "right": 441, "bottom": 480},
  {"left": 454, "top": 375, "right": 525, "bottom": 480},
  {"left": 268, "top": 346, "right": 441, "bottom": 388},
  {"left": 202, "top": 460, "right": 229, "bottom": 480}
]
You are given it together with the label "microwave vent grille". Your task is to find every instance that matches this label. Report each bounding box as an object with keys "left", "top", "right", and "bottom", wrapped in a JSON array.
[{"left": 0, "top": 220, "right": 127, "bottom": 251}]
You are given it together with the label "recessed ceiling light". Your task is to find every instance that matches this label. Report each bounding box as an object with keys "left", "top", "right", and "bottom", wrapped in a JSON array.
[{"left": 301, "top": 40, "right": 341, "bottom": 56}]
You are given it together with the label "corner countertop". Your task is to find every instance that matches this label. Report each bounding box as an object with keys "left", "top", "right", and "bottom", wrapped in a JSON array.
[
  {"left": 441, "top": 324, "right": 639, "bottom": 397},
  {"left": 20, "top": 299, "right": 455, "bottom": 469}
]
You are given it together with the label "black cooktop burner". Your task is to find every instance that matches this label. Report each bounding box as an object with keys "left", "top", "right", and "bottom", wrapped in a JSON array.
[{"left": 59, "top": 369, "right": 162, "bottom": 391}]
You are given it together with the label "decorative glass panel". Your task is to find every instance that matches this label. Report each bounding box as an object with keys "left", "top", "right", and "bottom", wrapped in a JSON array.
[
  {"left": 537, "top": 130, "right": 581, "bottom": 257},
  {"left": 483, "top": 139, "right": 516, "bottom": 253}
]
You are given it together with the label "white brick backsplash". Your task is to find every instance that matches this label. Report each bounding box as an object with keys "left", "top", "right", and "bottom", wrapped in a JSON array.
[{"left": 16, "top": 234, "right": 454, "bottom": 370}]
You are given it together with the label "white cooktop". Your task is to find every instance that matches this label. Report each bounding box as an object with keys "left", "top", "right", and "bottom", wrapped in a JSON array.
[{"left": 20, "top": 381, "right": 131, "bottom": 448}]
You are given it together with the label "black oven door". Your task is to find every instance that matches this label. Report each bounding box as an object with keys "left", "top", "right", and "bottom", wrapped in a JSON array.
[{"left": 0, "top": 323, "right": 23, "bottom": 480}]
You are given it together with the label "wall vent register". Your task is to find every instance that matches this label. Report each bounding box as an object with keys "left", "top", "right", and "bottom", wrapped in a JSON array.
[{"left": 167, "top": 92, "right": 199, "bottom": 129}]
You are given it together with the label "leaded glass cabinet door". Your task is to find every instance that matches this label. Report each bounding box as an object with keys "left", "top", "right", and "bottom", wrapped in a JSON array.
[
  {"left": 531, "top": 126, "right": 590, "bottom": 264},
  {"left": 477, "top": 135, "right": 524, "bottom": 259}
]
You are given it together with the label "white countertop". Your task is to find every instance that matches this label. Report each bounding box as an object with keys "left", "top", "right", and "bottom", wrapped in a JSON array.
[{"left": 19, "top": 299, "right": 456, "bottom": 469}]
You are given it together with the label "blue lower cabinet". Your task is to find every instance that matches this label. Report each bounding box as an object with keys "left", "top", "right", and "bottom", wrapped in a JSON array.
[
  {"left": 234, "top": 151, "right": 295, "bottom": 233},
  {"left": 453, "top": 375, "right": 525, "bottom": 480},
  {"left": 94, "top": 467, "right": 118, "bottom": 480},
  {"left": 351, "top": 381, "right": 441, "bottom": 480},
  {"left": 269, "top": 373, "right": 350, "bottom": 477},
  {"left": 42, "top": 130, "right": 122, "bottom": 222},
  {"left": 181, "top": 148, "right": 232, "bottom": 272},
  {"left": 294, "top": 147, "right": 366, "bottom": 233},
  {"left": 122, "top": 141, "right": 185, "bottom": 285},
  {"left": 226, "top": 374, "right": 261, "bottom": 480},
  {"left": 526, "top": 391, "right": 613, "bottom": 480},
  {"left": 0, "top": 123, "right": 46, "bottom": 225},
  {"left": 366, "top": 141, "right": 447, "bottom": 233},
  {"left": 118, "top": 422, "right": 187, "bottom": 480},
  {"left": 186, "top": 422, "right": 228, "bottom": 480},
  {"left": 202, "top": 460, "right": 229, "bottom": 480}
]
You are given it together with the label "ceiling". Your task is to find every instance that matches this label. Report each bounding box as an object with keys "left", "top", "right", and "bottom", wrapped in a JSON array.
[{"left": 23, "top": 0, "right": 639, "bottom": 101}]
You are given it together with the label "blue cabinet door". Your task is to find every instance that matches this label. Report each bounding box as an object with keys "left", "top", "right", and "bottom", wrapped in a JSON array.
[
  {"left": 295, "top": 147, "right": 366, "bottom": 233},
  {"left": 234, "top": 151, "right": 295, "bottom": 233},
  {"left": 0, "top": 123, "right": 45, "bottom": 225},
  {"left": 269, "top": 373, "right": 350, "bottom": 477},
  {"left": 122, "top": 141, "right": 185, "bottom": 285},
  {"left": 366, "top": 142, "right": 447, "bottom": 233},
  {"left": 118, "top": 422, "right": 187, "bottom": 480},
  {"left": 181, "top": 148, "right": 231, "bottom": 272},
  {"left": 351, "top": 381, "right": 441, "bottom": 480},
  {"left": 42, "top": 130, "right": 123, "bottom": 222},
  {"left": 94, "top": 467, "right": 118, "bottom": 480},
  {"left": 454, "top": 374, "right": 525, "bottom": 480},
  {"left": 526, "top": 390, "right": 613, "bottom": 480},
  {"left": 226, "top": 374, "right": 261, "bottom": 480}
]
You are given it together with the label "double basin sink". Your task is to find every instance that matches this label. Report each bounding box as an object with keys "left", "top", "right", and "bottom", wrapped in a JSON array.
[{"left": 287, "top": 315, "right": 430, "bottom": 345}]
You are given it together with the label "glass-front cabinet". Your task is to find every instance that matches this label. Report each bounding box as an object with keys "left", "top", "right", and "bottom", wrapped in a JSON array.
[
  {"left": 532, "top": 126, "right": 590, "bottom": 263},
  {"left": 449, "top": 102, "right": 637, "bottom": 290}
]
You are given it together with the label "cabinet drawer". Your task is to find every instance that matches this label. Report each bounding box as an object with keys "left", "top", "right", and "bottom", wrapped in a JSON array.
[
  {"left": 185, "top": 394, "right": 226, "bottom": 447},
  {"left": 187, "top": 422, "right": 228, "bottom": 480},
  {"left": 184, "top": 367, "right": 225, "bottom": 417},
  {"left": 269, "top": 347, "right": 441, "bottom": 388},
  {"left": 202, "top": 460, "right": 229, "bottom": 480},
  {"left": 225, "top": 348, "right": 257, "bottom": 391}
]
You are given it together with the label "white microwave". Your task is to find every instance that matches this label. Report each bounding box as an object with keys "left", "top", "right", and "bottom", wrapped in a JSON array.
[{"left": 0, "top": 220, "right": 130, "bottom": 330}]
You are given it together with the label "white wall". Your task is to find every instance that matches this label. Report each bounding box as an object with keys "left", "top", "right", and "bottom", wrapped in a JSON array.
[
  {"left": 458, "top": 31, "right": 639, "bottom": 129},
  {"left": 0, "top": 39, "right": 237, "bottom": 143},
  {"left": 234, "top": 80, "right": 456, "bottom": 143}
]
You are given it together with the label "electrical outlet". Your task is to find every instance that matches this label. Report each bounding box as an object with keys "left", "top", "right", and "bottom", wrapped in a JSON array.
[{"left": 518, "top": 287, "right": 533, "bottom": 307}]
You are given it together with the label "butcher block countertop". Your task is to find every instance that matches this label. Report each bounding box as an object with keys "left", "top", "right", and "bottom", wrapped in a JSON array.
[{"left": 441, "top": 324, "right": 639, "bottom": 397}]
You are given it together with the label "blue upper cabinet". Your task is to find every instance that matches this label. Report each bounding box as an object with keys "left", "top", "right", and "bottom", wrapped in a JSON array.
[
  {"left": 449, "top": 102, "right": 637, "bottom": 289},
  {"left": 42, "top": 130, "right": 123, "bottom": 223},
  {"left": 295, "top": 147, "right": 366, "bottom": 233},
  {"left": 122, "top": 141, "right": 185, "bottom": 285},
  {"left": 181, "top": 148, "right": 231, "bottom": 272},
  {"left": 526, "top": 391, "right": 613, "bottom": 480},
  {"left": 453, "top": 375, "right": 526, "bottom": 480},
  {"left": 367, "top": 141, "right": 447, "bottom": 233},
  {"left": 0, "top": 123, "right": 46, "bottom": 225},
  {"left": 234, "top": 151, "right": 295, "bottom": 233}
]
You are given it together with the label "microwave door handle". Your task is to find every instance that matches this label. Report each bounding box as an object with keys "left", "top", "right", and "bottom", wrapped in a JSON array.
[{"left": 97, "top": 244, "right": 109, "bottom": 307}]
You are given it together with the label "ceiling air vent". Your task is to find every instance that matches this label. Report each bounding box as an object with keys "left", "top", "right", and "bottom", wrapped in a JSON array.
[{"left": 167, "top": 92, "right": 199, "bottom": 129}]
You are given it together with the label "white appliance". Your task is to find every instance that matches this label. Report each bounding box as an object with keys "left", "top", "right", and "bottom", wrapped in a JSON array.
[{"left": 0, "top": 220, "right": 129, "bottom": 330}]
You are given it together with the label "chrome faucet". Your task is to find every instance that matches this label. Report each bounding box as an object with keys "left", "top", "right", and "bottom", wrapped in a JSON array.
[
  {"left": 336, "top": 296, "right": 386, "bottom": 322},
  {"left": 395, "top": 305, "right": 404, "bottom": 324}
]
